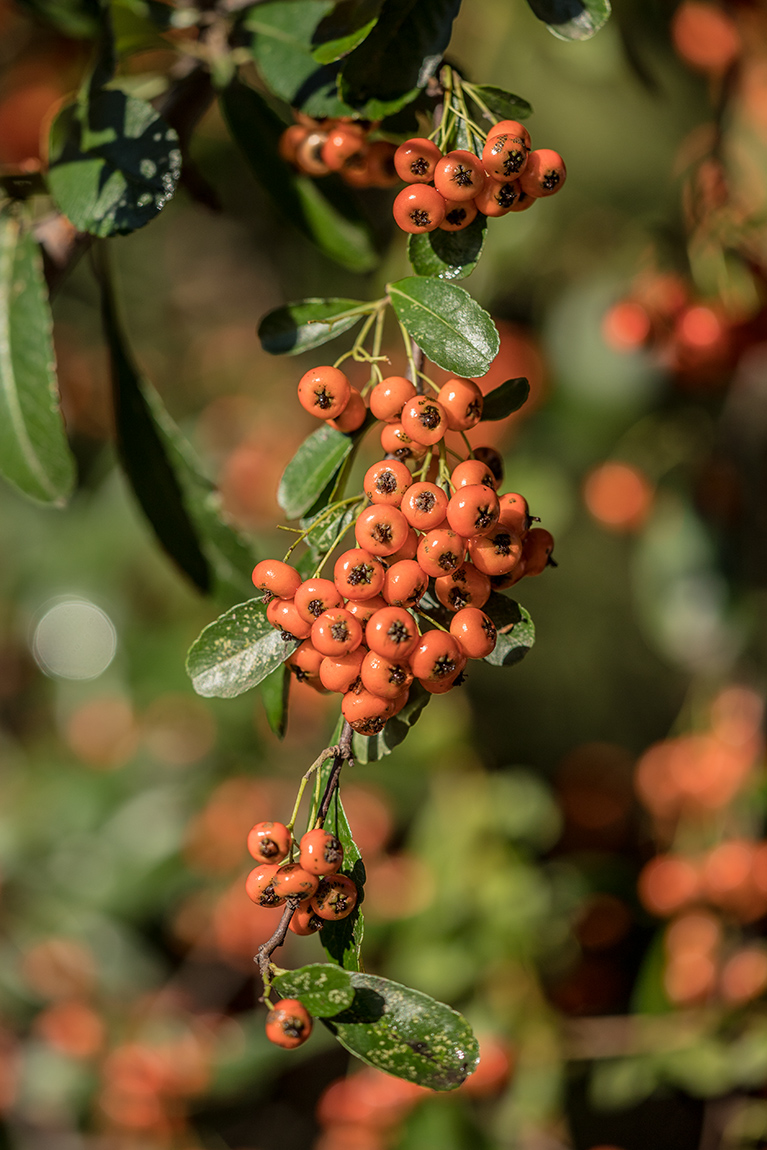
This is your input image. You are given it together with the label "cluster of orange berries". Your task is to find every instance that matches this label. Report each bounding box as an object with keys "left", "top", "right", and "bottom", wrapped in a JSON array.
[
  {"left": 279, "top": 116, "right": 398, "bottom": 189},
  {"left": 392, "top": 121, "right": 566, "bottom": 234},
  {"left": 252, "top": 367, "right": 554, "bottom": 735}
]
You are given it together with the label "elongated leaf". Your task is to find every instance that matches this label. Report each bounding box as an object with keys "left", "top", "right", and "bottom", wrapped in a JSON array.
[
  {"left": 98, "top": 254, "right": 255, "bottom": 601},
  {"left": 324, "top": 973, "right": 479, "bottom": 1090},
  {"left": 279, "top": 424, "right": 358, "bottom": 521},
  {"left": 388, "top": 276, "right": 499, "bottom": 377},
  {"left": 302, "top": 498, "right": 362, "bottom": 560},
  {"left": 0, "top": 210, "right": 75, "bottom": 505},
  {"left": 260, "top": 663, "right": 290, "bottom": 738},
  {"left": 482, "top": 593, "right": 535, "bottom": 667},
  {"left": 352, "top": 681, "right": 431, "bottom": 763},
  {"left": 47, "top": 91, "right": 181, "bottom": 237},
  {"left": 219, "top": 79, "right": 376, "bottom": 273},
  {"left": 481, "top": 377, "right": 530, "bottom": 420},
  {"left": 258, "top": 298, "right": 368, "bottom": 356},
  {"left": 453, "top": 113, "right": 484, "bottom": 157},
  {"left": 338, "top": 0, "right": 461, "bottom": 119},
  {"left": 187, "top": 599, "right": 298, "bottom": 698},
  {"left": 272, "top": 963, "right": 355, "bottom": 1016},
  {"left": 311, "top": 0, "right": 384, "bottom": 63},
  {"left": 407, "top": 215, "right": 486, "bottom": 283},
  {"left": 526, "top": 0, "right": 611, "bottom": 41},
  {"left": 466, "top": 84, "right": 532, "bottom": 123}
]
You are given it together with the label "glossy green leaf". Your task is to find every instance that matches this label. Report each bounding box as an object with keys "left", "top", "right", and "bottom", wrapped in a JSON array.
[
  {"left": 279, "top": 424, "right": 358, "bottom": 521},
  {"left": 272, "top": 963, "right": 355, "bottom": 1016},
  {"left": 407, "top": 215, "right": 486, "bottom": 282},
  {"left": 186, "top": 599, "right": 298, "bottom": 698},
  {"left": 453, "top": 113, "right": 484, "bottom": 157},
  {"left": 352, "top": 681, "right": 431, "bottom": 763},
  {"left": 482, "top": 593, "right": 536, "bottom": 667},
  {"left": 388, "top": 276, "right": 499, "bottom": 377},
  {"left": 47, "top": 91, "right": 181, "bottom": 237},
  {"left": 219, "top": 79, "right": 376, "bottom": 272},
  {"left": 338, "top": 0, "right": 461, "bottom": 119},
  {"left": 526, "top": 0, "right": 611, "bottom": 41},
  {"left": 324, "top": 973, "right": 479, "bottom": 1089},
  {"left": 481, "top": 377, "right": 530, "bottom": 420},
  {"left": 260, "top": 663, "right": 290, "bottom": 738},
  {"left": 466, "top": 84, "right": 532, "bottom": 123},
  {"left": 301, "top": 498, "right": 362, "bottom": 560},
  {"left": 311, "top": 0, "right": 384, "bottom": 63},
  {"left": 258, "top": 298, "right": 369, "bottom": 356},
  {"left": 0, "top": 210, "right": 75, "bottom": 506},
  {"left": 99, "top": 254, "right": 255, "bottom": 601}
]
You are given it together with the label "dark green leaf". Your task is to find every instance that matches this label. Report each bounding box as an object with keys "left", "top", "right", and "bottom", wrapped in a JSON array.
[
  {"left": 525, "top": 0, "right": 611, "bottom": 41},
  {"left": 47, "top": 91, "right": 181, "bottom": 237},
  {"left": 324, "top": 973, "right": 479, "bottom": 1090},
  {"left": 98, "top": 251, "right": 255, "bottom": 601},
  {"left": 186, "top": 599, "right": 298, "bottom": 698},
  {"left": 260, "top": 664, "right": 290, "bottom": 738},
  {"left": 388, "top": 276, "right": 499, "bottom": 377},
  {"left": 482, "top": 593, "right": 535, "bottom": 667},
  {"left": 481, "top": 377, "right": 530, "bottom": 420},
  {"left": 272, "top": 963, "right": 355, "bottom": 1016},
  {"left": 219, "top": 79, "right": 376, "bottom": 272},
  {"left": 453, "top": 113, "right": 484, "bottom": 157},
  {"left": 338, "top": 0, "right": 461, "bottom": 119},
  {"left": 301, "top": 498, "right": 362, "bottom": 560},
  {"left": 0, "top": 210, "right": 75, "bottom": 505},
  {"left": 15, "top": 0, "right": 99, "bottom": 37},
  {"left": 407, "top": 214, "right": 486, "bottom": 282},
  {"left": 352, "top": 681, "right": 431, "bottom": 763},
  {"left": 311, "top": 0, "right": 384, "bottom": 63},
  {"left": 258, "top": 298, "right": 369, "bottom": 356},
  {"left": 278, "top": 424, "right": 358, "bottom": 521},
  {"left": 466, "top": 84, "right": 532, "bottom": 124}
]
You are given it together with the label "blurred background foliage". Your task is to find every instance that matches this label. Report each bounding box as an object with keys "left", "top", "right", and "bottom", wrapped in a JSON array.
[{"left": 3, "top": 0, "right": 767, "bottom": 1147}]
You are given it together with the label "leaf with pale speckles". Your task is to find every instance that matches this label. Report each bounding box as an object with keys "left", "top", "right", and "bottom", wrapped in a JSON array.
[
  {"left": 186, "top": 599, "right": 298, "bottom": 698},
  {"left": 272, "top": 963, "right": 355, "bottom": 1016},
  {"left": 324, "top": 972, "right": 479, "bottom": 1090}
]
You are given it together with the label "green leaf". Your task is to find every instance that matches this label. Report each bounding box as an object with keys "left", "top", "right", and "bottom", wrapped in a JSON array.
[
  {"left": 272, "top": 963, "right": 355, "bottom": 1016},
  {"left": 260, "top": 663, "right": 290, "bottom": 738},
  {"left": 525, "top": 0, "right": 611, "bottom": 41},
  {"left": 301, "top": 498, "right": 362, "bottom": 561},
  {"left": 311, "top": 0, "right": 384, "bottom": 63},
  {"left": 219, "top": 79, "right": 376, "bottom": 273},
  {"left": 453, "top": 113, "right": 484, "bottom": 157},
  {"left": 0, "top": 210, "right": 76, "bottom": 505},
  {"left": 338, "top": 0, "right": 461, "bottom": 119},
  {"left": 482, "top": 593, "right": 535, "bottom": 667},
  {"left": 466, "top": 84, "right": 532, "bottom": 123},
  {"left": 352, "top": 681, "right": 431, "bottom": 763},
  {"left": 47, "top": 91, "right": 181, "bottom": 237},
  {"left": 258, "top": 298, "right": 369, "bottom": 356},
  {"left": 407, "top": 215, "right": 487, "bottom": 283},
  {"left": 15, "top": 0, "right": 99, "bottom": 37},
  {"left": 98, "top": 252, "right": 255, "bottom": 601},
  {"left": 324, "top": 973, "right": 479, "bottom": 1090},
  {"left": 481, "top": 377, "right": 530, "bottom": 420},
  {"left": 278, "top": 424, "right": 358, "bottom": 521},
  {"left": 388, "top": 276, "right": 499, "bottom": 377},
  {"left": 186, "top": 599, "right": 298, "bottom": 698}
]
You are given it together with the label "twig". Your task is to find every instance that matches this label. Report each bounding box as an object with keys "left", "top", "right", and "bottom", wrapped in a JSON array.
[
  {"left": 317, "top": 721, "right": 354, "bottom": 825},
  {"left": 256, "top": 900, "right": 298, "bottom": 992}
]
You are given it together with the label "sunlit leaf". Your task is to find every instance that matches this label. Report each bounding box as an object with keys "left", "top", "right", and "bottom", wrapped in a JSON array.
[
  {"left": 526, "top": 0, "right": 611, "bottom": 41},
  {"left": 187, "top": 599, "right": 298, "bottom": 698},
  {"left": 407, "top": 215, "right": 486, "bottom": 282},
  {"left": 258, "top": 297, "right": 368, "bottom": 356},
  {"left": 272, "top": 963, "right": 355, "bottom": 1016},
  {"left": 388, "top": 276, "right": 499, "bottom": 376}
]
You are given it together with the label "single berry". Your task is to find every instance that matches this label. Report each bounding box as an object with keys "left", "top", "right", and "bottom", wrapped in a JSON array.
[
  {"left": 319, "top": 647, "right": 366, "bottom": 693},
  {"left": 486, "top": 120, "right": 531, "bottom": 151},
  {"left": 245, "top": 863, "right": 285, "bottom": 907},
  {"left": 434, "top": 562, "right": 491, "bottom": 612},
  {"left": 366, "top": 606, "right": 419, "bottom": 660},
  {"left": 450, "top": 606, "right": 497, "bottom": 659},
  {"left": 363, "top": 459, "right": 413, "bottom": 506},
  {"left": 439, "top": 198, "right": 478, "bottom": 232},
  {"left": 279, "top": 124, "right": 309, "bottom": 166},
  {"left": 354, "top": 505, "right": 410, "bottom": 557},
  {"left": 497, "top": 492, "right": 530, "bottom": 536},
  {"left": 361, "top": 649, "right": 413, "bottom": 699},
  {"left": 416, "top": 527, "right": 466, "bottom": 577},
  {"left": 382, "top": 559, "right": 428, "bottom": 608},
  {"left": 482, "top": 133, "right": 528, "bottom": 181},
  {"left": 321, "top": 124, "right": 366, "bottom": 172},
  {"left": 522, "top": 527, "right": 555, "bottom": 575},
  {"left": 294, "top": 578, "right": 344, "bottom": 623},
  {"left": 468, "top": 526, "right": 524, "bottom": 576},
  {"left": 296, "top": 130, "right": 330, "bottom": 176},
  {"left": 329, "top": 388, "right": 367, "bottom": 433},
  {"left": 519, "top": 149, "right": 567, "bottom": 198},
  {"left": 300, "top": 828, "right": 344, "bottom": 876},
  {"left": 393, "top": 137, "right": 443, "bottom": 183},
  {"left": 451, "top": 458, "right": 497, "bottom": 489},
  {"left": 266, "top": 598, "right": 312, "bottom": 640},
  {"left": 297, "top": 366, "right": 351, "bottom": 420},
  {"left": 311, "top": 608, "right": 363, "bottom": 658},
  {"left": 342, "top": 688, "right": 392, "bottom": 735},
  {"left": 401, "top": 396, "right": 449, "bottom": 446},
  {"left": 247, "top": 820, "right": 291, "bottom": 864},
  {"left": 387, "top": 526, "right": 419, "bottom": 563},
  {"left": 392, "top": 185, "right": 446, "bottom": 233},
  {"left": 434, "top": 150, "right": 486, "bottom": 202},
  {"left": 439, "top": 378, "right": 484, "bottom": 431},
  {"left": 287, "top": 640, "right": 324, "bottom": 686},
  {"left": 334, "top": 548, "right": 386, "bottom": 601},
  {"left": 311, "top": 875, "right": 359, "bottom": 920},
  {"left": 475, "top": 179, "right": 520, "bottom": 217},
  {"left": 410, "top": 630, "right": 464, "bottom": 685},
  {"left": 271, "top": 863, "right": 319, "bottom": 901},
  {"left": 289, "top": 904, "right": 325, "bottom": 936},
  {"left": 252, "top": 559, "right": 302, "bottom": 600},
  {"left": 447, "top": 484, "right": 501, "bottom": 538},
  {"left": 380, "top": 422, "right": 429, "bottom": 461},
  {"left": 265, "top": 999, "right": 313, "bottom": 1049},
  {"left": 369, "top": 376, "right": 417, "bottom": 423},
  {"left": 344, "top": 594, "right": 389, "bottom": 627},
  {"left": 401, "top": 481, "right": 448, "bottom": 531}
]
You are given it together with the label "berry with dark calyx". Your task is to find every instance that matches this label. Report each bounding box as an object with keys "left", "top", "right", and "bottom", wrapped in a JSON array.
[
  {"left": 475, "top": 178, "right": 520, "bottom": 217},
  {"left": 473, "top": 446, "right": 504, "bottom": 485},
  {"left": 342, "top": 687, "right": 392, "bottom": 735},
  {"left": 287, "top": 640, "right": 324, "bottom": 686},
  {"left": 519, "top": 149, "right": 567, "bottom": 198},
  {"left": 245, "top": 863, "right": 285, "bottom": 907},
  {"left": 311, "top": 608, "right": 363, "bottom": 658},
  {"left": 321, "top": 124, "right": 366, "bottom": 172},
  {"left": 450, "top": 606, "right": 497, "bottom": 659},
  {"left": 416, "top": 527, "right": 466, "bottom": 577},
  {"left": 294, "top": 578, "right": 344, "bottom": 623},
  {"left": 297, "top": 366, "right": 351, "bottom": 420},
  {"left": 439, "top": 199, "right": 478, "bottom": 232},
  {"left": 366, "top": 605, "right": 419, "bottom": 660},
  {"left": 355, "top": 506, "right": 410, "bottom": 557},
  {"left": 394, "top": 137, "right": 442, "bottom": 183},
  {"left": 329, "top": 388, "right": 366, "bottom": 432},
  {"left": 434, "top": 562, "right": 491, "bottom": 611},
  {"left": 252, "top": 559, "right": 302, "bottom": 600},
  {"left": 300, "top": 828, "right": 344, "bottom": 876},
  {"left": 363, "top": 459, "right": 413, "bottom": 506},
  {"left": 393, "top": 186, "right": 446, "bottom": 233},
  {"left": 265, "top": 999, "right": 313, "bottom": 1049},
  {"left": 410, "top": 630, "right": 464, "bottom": 685},
  {"left": 247, "top": 820, "right": 291, "bottom": 864},
  {"left": 401, "top": 396, "right": 449, "bottom": 446},
  {"left": 271, "top": 863, "right": 319, "bottom": 901},
  {"left": 482, "top": 133, "right": 528, "bottom": 181},
  {"left": 382, "top": 559, "right": 429, "bottom": 608},
  {"left": 468, "top": 526, "right": 524, "bottom": 576},
  {"left": 522, "top": 527, "right": 555, "bottom": 575},
  {"left": 451, "top": 458, "right": 496, "bottom": 489},
  {"left": 289, "top": 904, "right": 325, "bottom": 936},
  {"left": 319, "top": 647, "right": 366, "bottom": 693},
  {"left": 486, "top": 119, "right": 531, "bottom": 151},
  {"left": 312, "top": 874, "right": 359, "bottom": 920},
  {"left": 296, "top": 130, "right": 330, "bottom": 176},
  {"left": 497, "top": 492, "right": 531, "bottom": 536},
  {"left": 380, "top": 422, "right": 429, "bottom": 462},
  {"left": 434, "top": 150, "right": 486, "bottom": 202},
  {"left": 401, "top": 481, "right": 448, "bottom": 531},
  {"left": 266, "top": 597, "right": 312, "bottom": 640},
  {"left": 447, "top": 483, "right": 501, "bottom": 538},
  {"left": 420, "top": 647, "right": 467, "bottom": 693},
  {"left": 361, "top": 650, "right": 414, "bottom": 699},
  {"left": 509, "top": 187, "right": 537, "bottom": 213},
  {"left": 334, "top": 549, "right": 386, "bottom": 601},
  {"left": 370, "top": 376, "right": 417, "bottom": 423},
  {"left": 440, "top": 378, "right": 484, "bottom": 431}
]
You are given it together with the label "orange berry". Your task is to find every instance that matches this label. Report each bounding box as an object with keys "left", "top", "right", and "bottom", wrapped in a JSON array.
[
  {"left": 245, "top": 863, "right": 285, "bottom": 907},
  {"left": 361, "top": 650, "right": 413, "bottom": 699},
  {"left": 446, "top": 484, "right": 500, "bottom": 538},
  {"left": 474, "top": 179, "right": 521, "bottom": 217},
  {"left": 382, "top": 560, "right": 428, "bottom": 608},
  {"left": 450, "top": 606, "right": 497, "bottom": 659},
  {"left": 387, "top": 526, "right": 419, "bottom": 562},
  {"left": 329, "top": 388, "right": 367, "bottom": 432},
  {"left": 439, "top": 199, "right": 478, "bottom": 231},
  {"left": 497, "top": 492, "right": 530, "bottom": 536},
  {"left": 393, "top": 185, "right": 446, "bottom": 233},
  {"left": 363, "top": 459, "right": 413, "bottom": 506},
  {"left": 439, "top": 378, "right": 483, "bottom": 431},
  {"left": 522, "top": 528, "right": 554, "bottom": 575},
  {"left": 473, "top": 446, "right": 504, "bottom": 485},
  {"left": 354, "top": 506, "right": 410, "bottom": 557},
  {"left": 297, "top": 366, "right": 351, "bottom": 420},
  {"left": 410, "top": 630, "right": 464, "bottom": 685},
  {"left": 341, "top": 688, "right": 391, "bottom": 735},
  {"left": 486, "top": 119, "right": 531, "bottom": 150},
  {"left": 279, "top": 124, "right": 309, "bottom": 166},
  {"left": 311, "top": 874, "right": 359, "bottom": 920},
  {"left": 252, "top": 559, "right": 302, "bottom": 599},
  {"left": 401, "top": 481, "right": 448, "bottom": 530},
  {"left": 266, "top": 597, "right": 312, "bottom": 639},
  {"left": 294, "top": 578, "right": 344, "bottom": 623},
  {"left": 393, "top": 137, "right": 442, "bottom": 183},
  {"left": 311, "top": 608, "right": 363, "bottom": 657},
  {"left": 638, "top": 854, "right": 700, "bottom": 917},
  {"left": 247, "top": 821, "right": 291, "bottom": 864},
  {"left": 334, "top": 549, "right": 386, "bottom": 600},
  {"left": 401, "top": 396, "right": 449, "bottom": 446},
  {"left": 365, "top": 140, "right": 398, "bottom": 187},
  {"left": 519, "top": 149, "right": 566, "bottom": 198},
  {"left": 468, "top": 527, "right": 523, "bottom": 576},
  {"left": 271, "top": 863, "right": 319, "bottom": 901},
  {"left": 319, "top": 647, "right": 366, "bottom": 693},
  {"left": 451, "top": 458, "right": 496, "bottom": 489},
  {"left": 434, "top": 563, "right": 491, "bottom": 611},
  {"left": 369, "top": 376, "right": 417, "bottom": 423},
  {"left": 321, "top": 124, "right": 366, "bottom": 171},
  {"left": 365, "top": 606, "right": 419, "bottom": 660},
  {"left": 265, "top": 999, "right": 313, "bottom": 1049},
  {"left": 296, "top": 130, "right": 330, "bottom": 176},
  {"left": 299, "top": 828, "right": 344, "bottom": 876},
  {"left": 287, "top": 640, "right": 324, "bottom": 686},
  {"left": 288, "top": 903, "right": 325, "bottom": 936},
  {"left": 434, "top": 150, "right": 486, "bottom": 202},
  {"left": 344, "top": 594, "right": 388, "bottom": 626},
  {"left": 416, "top": 527, "right": 466, "bottom": 577},
  {"left": 482, "top": 133, "right": 528, "bottom": 181},
  {"left": 379, "top": 422, "right": 429, "bottom": 461}
]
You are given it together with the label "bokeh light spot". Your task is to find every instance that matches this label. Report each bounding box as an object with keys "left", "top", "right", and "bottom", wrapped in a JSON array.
[{"left": 32, "top": 599, "right": 117, "bottom": 680}]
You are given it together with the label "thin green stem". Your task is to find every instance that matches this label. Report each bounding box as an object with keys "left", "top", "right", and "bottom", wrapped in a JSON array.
[
  {"left": 398, "top": 320, "right": 417, "bottom": 386},
  {"left": 461, "top": 81, "right": 496, "bottom": 137},
  {"left": 282, "top": 496, "right": 363, "bottom": 561},
  {"left": 415, "top": 608, "right": 449, "bottom": 633},
  {"left": 416, "top": 449, "right": 434, "bottom": 482},
  {"left": 286, "top": 745, "right": 338, "bottom": 836},
  {"left": 313, "top": 503, "right": 363, "bottom": 577},
  {"left": 417, "top": 370, "right": 440, "bottom": 394},
  {"left": 460, "top": 431, "right": 475, "bottom": 459}
]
